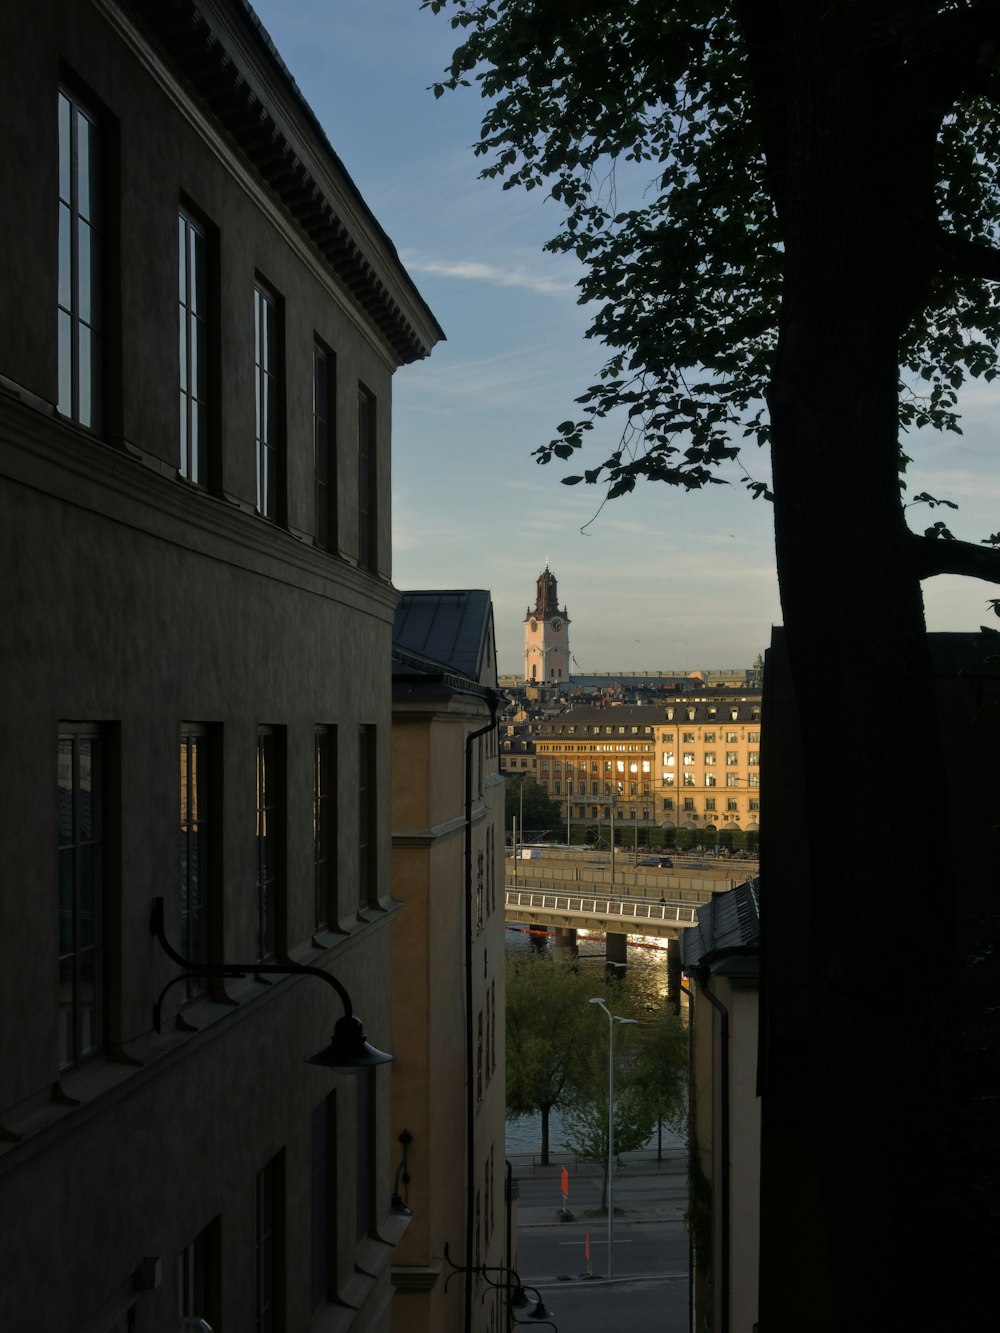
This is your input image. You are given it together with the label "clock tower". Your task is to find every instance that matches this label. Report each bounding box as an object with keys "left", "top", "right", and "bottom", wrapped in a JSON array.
[{"left": 523, "top": 564, "right": 571, "bottom": 684}]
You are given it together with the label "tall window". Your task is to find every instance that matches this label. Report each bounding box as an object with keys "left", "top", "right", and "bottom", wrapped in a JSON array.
[
  {"left": 357, "top": 385, "right": 376, "bottom": 570},
  {"left": 255, "top": 282, "right": 281, "bottom": 519},
  {"left": 256, "top": 727, "right": 282, "bottom": 962},
  {"left": 255, "top": 1154, "right": 283, "bottom": 1333},
  {"left": 358, "top": 726, "right": 377, "bottom": 907},
  {"left": 314, "top": 727, "right": 336, "bottom": 931},
  {"left": 311, "top": 1095, "right": 336, "bottom": 1310},
  {"left": 180, "top": 727, "right": 211, "bottom": 995},
  {"left": 179, "top": 1219, "right": 219, "bottom": 1331},
  {"left": 356, "top": 1073, "right": 373, "bottom": 1241},
  {"left": 57, "top": 726, "right": 104, "bottom": 1068},
  {"left": 314, "top": 342, "right": 336, "bottom": 548},
  {"left": 178, "top": 209, "right": 209, "bottom": 485},
  {"left": 58, "top": 88, "right": 102, "bottom": 430}
]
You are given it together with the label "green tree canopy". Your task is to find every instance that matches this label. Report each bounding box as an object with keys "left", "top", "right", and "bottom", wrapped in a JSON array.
[
  {"left": 504, "top": 774, "right": 563, "bottom": 838},
  {"left": 505, "top": 952, "right": 597, "bottom": 1164}
]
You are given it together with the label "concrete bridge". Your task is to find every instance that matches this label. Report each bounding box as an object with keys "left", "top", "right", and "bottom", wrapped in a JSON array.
[{"left": 504, "top": 853, "right": 756, "bottom": 966}]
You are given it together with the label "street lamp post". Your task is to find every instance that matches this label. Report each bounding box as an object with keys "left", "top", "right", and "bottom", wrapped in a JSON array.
[{"left": 589, "top": 997, "right": 638, "bottom": 1279}]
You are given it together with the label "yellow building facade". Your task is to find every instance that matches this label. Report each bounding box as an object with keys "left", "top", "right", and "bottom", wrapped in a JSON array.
[{"left": 528, "top": 697, "right": 762, "bottom": 834}]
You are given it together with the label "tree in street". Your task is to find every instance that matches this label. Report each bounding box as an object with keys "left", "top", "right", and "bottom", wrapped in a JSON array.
[
  {"left": 505, "top": 951, "right": 596, "bottom": 1165},
  {"left": 504, "top": 774, "right": 563, "bottom": 839},
  {"left": 424, "top": 3, "right": 1000, "bottom": 1323}
]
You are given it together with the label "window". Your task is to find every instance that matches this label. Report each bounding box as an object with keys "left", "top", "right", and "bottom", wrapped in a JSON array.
[
  {"left": 683, "top": 797, "right": 695, "bottom": 811},
  {"left": 726, "top": 773, "right": 740, "bottom": 788},
  {"left": 683, "top": 773, "right": 695, "bottom": 787},
  {"left": 314, "top": 728, "right": 336, "bottom": 930},
  {"left": 180, "top": 727, "right": 212, "bottom": 996},
  {"left": 727, "top": 798, "right": 739, "bottom": 812},
  {"left": 726, "top": 731, "right": 739, "bottom": 743},
  {"left": 254, "top": 281, "right": 282, "bottom": 519},
  {"left": 314, "top": 341, "right": 336, "bottom": 549},
  {"left": 58, "top": 87, "right": 103, "bottom": 430},
  {"left": 491, "top": 979, "right": 497, "bottom": 1074},
  {"left": 178, "top": 209, "right": 209, "bottom": 484},
  {"left": 704, "top": 730, "right": 716, "bottom": 742},
  {"left": 682, "top": 731, "right": 695, "bottom": 743},
  {"left": 255, "top": 1154, "right": 283, "bottom": 1333},
  {"left": 477, "top": 1009, "right": 484, "bottom": 1103},
  {"left": 748, "top": 731, "right": 760, "bottom": 744},
  {"left": 749, "top": 751, "right": 760, "bottom": 766},
  {"left": 356, "top": 1073, "right": 373, "bottom": 1241},
  {"left": 256, "top": 727, "right": 283, "bottom": 962},
  {"left": 704, "top": 751, "right": 716, "bottom": 765},
  {"left": 358, "top": 385, "right": 377, "bottom": 569},
  {"left": 358, "top": 725, "right": 377, "bottom": 907},
  {"left": 749, "top": 773, "right": 760, "bottom": 787},
  {"left": 705, "top": 797, "right": 716, "bottom": 812},
  {"left": 663, "top": 797, "right": 674, "bottom": 810},
  {"left": 726, "top": 751, "right": 739, "bottom": 766},
  {"left": 311, "top": 1096, "right": 335, "bottom": 1310},
  {"left": 662, "top": 750, "right": 674, "bottom": 767},
  {"left": 179, "top": 1219, "right": 220, "bottom": 1332},
  {"left": 683, "top": 752, "right": 695, "bottom": 766},
  {"left": 58, "top": 726, "right": 105, "bottom": 1068},
  {"left": 749, "top": 798, "right": 760, "bottom": 811},
  {"left": 662, "top": 772, "right": 675, "bottom": 785},
  {"left": 705, "top": 773, "right": 716, "bottom": 787}
]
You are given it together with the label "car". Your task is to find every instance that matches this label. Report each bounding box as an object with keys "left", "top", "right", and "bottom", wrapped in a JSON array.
[{"left": 636, "top": 855, "right": 674, "bottom": 868}]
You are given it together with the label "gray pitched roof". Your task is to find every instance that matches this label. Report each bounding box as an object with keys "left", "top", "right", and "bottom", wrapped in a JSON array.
[
  {"left": 681, "top": 878, "right": 760, "bottom": 977},
  {"left": 393, "top": 590, "right": 494, "bottom": 686}
]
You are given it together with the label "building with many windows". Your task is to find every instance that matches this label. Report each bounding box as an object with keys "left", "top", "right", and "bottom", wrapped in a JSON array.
[
  {"left": 519, "top": 696, "right": 763, "bottom": 835},
  {"left": 0, "top": 1, "right": 441, "bottom": 1329}
]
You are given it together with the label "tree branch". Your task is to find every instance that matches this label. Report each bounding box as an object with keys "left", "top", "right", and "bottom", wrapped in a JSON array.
[
  {"left": 933, "top": 230, "right": 1000, "bottom": 282},
  {"left": 911, "top": 531, "right": 1000, "bottom": 583}
]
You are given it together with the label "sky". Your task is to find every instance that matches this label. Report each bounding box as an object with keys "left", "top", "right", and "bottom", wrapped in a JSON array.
[{"left": 249, "top": 0, "right": 1000, "bottom": 677}]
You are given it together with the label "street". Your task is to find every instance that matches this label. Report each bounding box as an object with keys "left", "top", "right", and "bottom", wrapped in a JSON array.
[{"left": 510, "top": 1151, "right": 690, "bottom": 1332}]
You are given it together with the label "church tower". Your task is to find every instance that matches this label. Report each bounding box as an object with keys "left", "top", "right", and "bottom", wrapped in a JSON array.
[{"left": 523, "top": 564, "right": 571, "bottom": 684}]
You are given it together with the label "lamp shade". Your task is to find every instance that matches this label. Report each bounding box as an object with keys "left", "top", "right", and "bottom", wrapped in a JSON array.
[{"left": 305, "top": 1013, "right": 392, "bottom": 1071}]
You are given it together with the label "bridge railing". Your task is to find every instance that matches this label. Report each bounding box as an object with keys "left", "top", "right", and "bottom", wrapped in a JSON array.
[{"left": 504, "top": 887, "right": 699, "bottom": 927}]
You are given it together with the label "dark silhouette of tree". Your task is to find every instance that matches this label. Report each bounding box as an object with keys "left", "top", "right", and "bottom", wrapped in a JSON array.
[{"left": 425, "top": 3, "right": 1000, "bottom": 1324}]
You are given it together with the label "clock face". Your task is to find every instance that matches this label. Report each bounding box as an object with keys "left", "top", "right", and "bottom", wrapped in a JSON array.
[
  {"left": 552, "top": 618, "right": 561, "bottom": 631},
  {"left": 529, "top": 619, "right": 538, "bottom": 632}
]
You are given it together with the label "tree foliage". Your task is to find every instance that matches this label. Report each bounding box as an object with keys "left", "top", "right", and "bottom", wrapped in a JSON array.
[
  {"left": 504, "top": 951, "right": 596, "bottom": 1164},
  {"left": 423, "top": 0, "right": 1000, "bottom": 578},
  {"left": 504, "top": 774, "right": 563, "bottom": 836}
]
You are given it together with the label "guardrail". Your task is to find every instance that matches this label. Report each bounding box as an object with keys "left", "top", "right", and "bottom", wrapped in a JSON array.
[{"left": 504, "top": 887, "right": 699, "bottom": 929}]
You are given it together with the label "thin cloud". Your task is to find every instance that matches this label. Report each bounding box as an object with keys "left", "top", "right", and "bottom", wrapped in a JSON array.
[{"left": 401, "top": 254, "right": 577, "bottom": 297}]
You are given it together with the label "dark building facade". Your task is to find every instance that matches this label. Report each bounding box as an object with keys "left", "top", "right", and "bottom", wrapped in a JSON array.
[{"left": 0, "top": 2, "right": 441, "bottom": 1329}]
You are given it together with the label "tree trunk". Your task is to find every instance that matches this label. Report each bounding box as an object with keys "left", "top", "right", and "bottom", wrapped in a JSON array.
[
  {"left": 758, "top": 6, "right": 962, "bottom": 1327},
  {"left": 540, "top": 1105, "right": 551, "bottom": 1167}
]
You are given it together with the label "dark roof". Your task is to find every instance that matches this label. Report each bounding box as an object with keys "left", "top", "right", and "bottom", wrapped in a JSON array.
[
  {"left": 393, "top": 590, "right": 495, "bottom": 687},
  {"left": 532, "top": 697, "right": 762, "bottom": 734},
  {"left": 681, "top": 878, "right": 760, "bottom": 977}
]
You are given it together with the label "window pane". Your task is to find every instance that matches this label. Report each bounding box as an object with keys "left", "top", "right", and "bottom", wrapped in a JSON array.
[
  {"left": 57, "top": 309, "right": 73, "bottom": 416},
  {"left": 78, "top": 113, "right": 98, "bottom": 223},
  {"left": 58, "top": 205, "right": 72, "bottom": 311},
  {"left": 78, "top": 325, "right": 93, "bottom": 427},
  {"left": 58, "top": 92, "right": 72, "bottom": 202}
]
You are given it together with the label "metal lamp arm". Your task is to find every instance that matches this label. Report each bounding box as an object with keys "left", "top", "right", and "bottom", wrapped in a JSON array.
[{"left": 149, "top": 896, "right": 353, "bottom": 1032}]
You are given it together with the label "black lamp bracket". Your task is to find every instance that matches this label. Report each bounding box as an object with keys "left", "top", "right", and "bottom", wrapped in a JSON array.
[
  {"left": 150, "top": 896, "right": 352, "bottom": 1033},
  {"left": 441, "top": 1244, "right": 556, "bottom": 1326}
]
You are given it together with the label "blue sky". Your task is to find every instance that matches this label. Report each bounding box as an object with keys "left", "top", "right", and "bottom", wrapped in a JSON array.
[{"left": 249, "top": 0, "right": 1000, "bottom": 677}]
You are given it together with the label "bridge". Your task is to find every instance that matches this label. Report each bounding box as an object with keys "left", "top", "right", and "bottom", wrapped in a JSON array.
[
  {"left": 503, "top": 852, "right": 757, "bottom": 964},
  {"left": 504, "top": 885, "right": 699, "bottom": 941}
]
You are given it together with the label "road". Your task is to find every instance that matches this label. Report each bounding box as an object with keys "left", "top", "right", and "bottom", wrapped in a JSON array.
[{"left": 510, "top": 1151, "right": 690, "bottom": 1332}]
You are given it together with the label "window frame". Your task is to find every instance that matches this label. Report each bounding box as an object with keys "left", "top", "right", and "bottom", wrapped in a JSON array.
[
  {"left": 57, "top": 724, "right": 107, "bottom": 1070},
  {"left": 178, "top": 207, "right": 211, "bottom": 486},
  {"left": 357, "top": 383, "right": 377, "bottom": 570},
  {"left": 57, "top": 85, "right": 104, "bottom": 431},
  {"left": 179, "top": 725, "right": 215, "bottom": 999},
  {"left": 254, "top": 279, "right": 284, "bottom": 521},
  {"left": 313, "top": 339, "right": 336, "bottom": 549}
]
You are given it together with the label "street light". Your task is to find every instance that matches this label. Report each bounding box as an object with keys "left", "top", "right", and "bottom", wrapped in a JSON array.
[{"left": 589, "top": 996, "right": 638, "bottom": 1279}]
